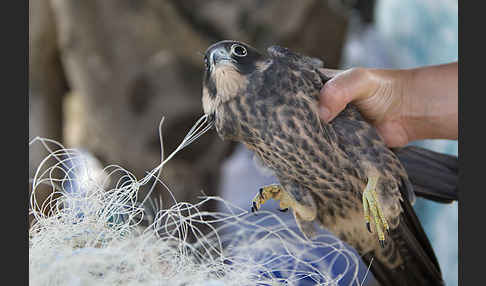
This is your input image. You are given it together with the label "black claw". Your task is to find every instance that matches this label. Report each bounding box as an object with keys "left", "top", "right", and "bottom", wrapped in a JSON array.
[
  {"left": 379, "top": 240, "right": 385, "bottom": 248},
  {"left": 386, "top": 228, "right": 390, "bottom": 236},
  {"left": 251, "top": 202, "right": 258, "bottom": 215},
  {"left": 278, "top": 208, "right": 289, "bottom": 212},
  {"left": 258, "top": 188, "right": 264, "bottom": 199},
  {"left": 366, "top": 222, "right": 371, "bottom": 233}
]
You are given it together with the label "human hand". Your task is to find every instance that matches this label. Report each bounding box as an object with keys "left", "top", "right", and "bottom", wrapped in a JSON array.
[
  {"left": 318, "top": 63, "right": 458, "bottom": 147},
  {"left": 318, "top": 67, "right": 410, "bottom": 147}
]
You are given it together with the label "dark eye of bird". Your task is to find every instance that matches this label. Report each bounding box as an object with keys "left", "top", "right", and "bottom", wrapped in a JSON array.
[
  {"left": 204, "top": 55, "right": 209, "bottom": 70},
  {"left": 231, "top": 44, "right": 247, "bottom": 57}
]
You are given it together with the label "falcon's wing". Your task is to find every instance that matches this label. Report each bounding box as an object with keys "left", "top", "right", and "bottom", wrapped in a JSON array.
[
  {"left": 328, "top": 104, "right": 414, "bottom": 203},
  {"left": 330, "top": 104, "right": 458, "bottom": 205}
]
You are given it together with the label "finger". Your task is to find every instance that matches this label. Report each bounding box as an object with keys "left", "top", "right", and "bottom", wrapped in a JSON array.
[
  {"left": 319, "top": 68, "right": 371, "bottom": 122},
  {"left": 318, "top": 80, "right": 347, "bottom": 122}
]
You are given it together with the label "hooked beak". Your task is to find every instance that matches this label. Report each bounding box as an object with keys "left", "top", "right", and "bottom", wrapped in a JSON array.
[{"left": 208, "top": 47, "right": 232, "bottom": 71}]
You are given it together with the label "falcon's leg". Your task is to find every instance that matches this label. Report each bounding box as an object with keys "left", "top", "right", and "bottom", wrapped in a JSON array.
[
  {"left": 251, "top": 184, "right": 291, "bottom": 212},
  {"left": 251, "top": 182, "right": 318, "bottom": 239},
  {"left": 363, "top": 175, "right": 390, "bottom": 248}
]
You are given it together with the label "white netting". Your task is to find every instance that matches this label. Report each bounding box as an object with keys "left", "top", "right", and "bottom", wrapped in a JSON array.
[{"left": 29, "top": 115, "right": 368, "bottom": 286}]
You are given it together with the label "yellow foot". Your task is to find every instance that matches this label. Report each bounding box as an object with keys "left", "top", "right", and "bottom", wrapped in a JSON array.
[
  {"left": 251, "top": 184, "right": 291, "bottom": 213},
  {"left": 362, "top": 175, "right": 390, "bottom": 248}
]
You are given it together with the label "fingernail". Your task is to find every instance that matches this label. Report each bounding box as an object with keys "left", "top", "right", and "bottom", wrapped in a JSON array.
[{"left": 319, "top": 107, "right": 331, "bottom": 122}]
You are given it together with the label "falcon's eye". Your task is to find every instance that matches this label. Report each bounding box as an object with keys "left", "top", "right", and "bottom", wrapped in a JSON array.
[
  {"left": 231, "top": 44, "right": 247, "bottom": 57},
  {"left": 204, "top": 55, "right": 210, "bottom": 70}
]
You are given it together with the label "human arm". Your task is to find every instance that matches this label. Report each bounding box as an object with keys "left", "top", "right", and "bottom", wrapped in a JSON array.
[{"left": 318, "top": 62, "right": 458, "bottom": 147}]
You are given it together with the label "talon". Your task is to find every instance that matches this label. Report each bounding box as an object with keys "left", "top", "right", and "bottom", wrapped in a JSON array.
[
  {"left": 278, "top": 208, "right": 289, "bottom": 212},
  {"left": 252, "top": 184, "right": 288, "bottom": 215},
  {"left": 362, "top": 175, "right": 389, "bottom": 246},
  {"left": 252, "top": 202, "right": 258, "bottom": 214}
]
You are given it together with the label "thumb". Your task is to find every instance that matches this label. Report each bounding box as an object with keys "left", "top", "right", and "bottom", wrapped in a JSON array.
[{"left": 319, "top": 68, "right": 370, "bottom": 122}]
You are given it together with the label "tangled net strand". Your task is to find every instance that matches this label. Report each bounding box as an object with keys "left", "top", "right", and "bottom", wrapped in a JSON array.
[{"left": 29, "top": 115, "right": 367, "bottom": 286}]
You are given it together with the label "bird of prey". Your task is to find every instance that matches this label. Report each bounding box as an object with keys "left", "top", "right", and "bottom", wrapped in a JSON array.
[{"left": 201, "top": 40, "right": 457, "bottom": 286}]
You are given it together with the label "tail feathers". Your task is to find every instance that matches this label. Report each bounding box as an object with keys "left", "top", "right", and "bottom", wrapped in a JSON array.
[
  {"left": 397, "top": 194, "right": 444, "bottom": 285},
  {"left": 393, "top": 146, "right": 458, "bottom": 203}
]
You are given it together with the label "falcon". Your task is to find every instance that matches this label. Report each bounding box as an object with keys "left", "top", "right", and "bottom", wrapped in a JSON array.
[{"left": 201, "top": 40, "right": 457, "bottom": 286}]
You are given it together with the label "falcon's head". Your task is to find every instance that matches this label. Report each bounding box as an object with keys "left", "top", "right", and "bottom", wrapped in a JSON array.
[{"left": 201, "top": 40, "right": 266, "bottom": 120}]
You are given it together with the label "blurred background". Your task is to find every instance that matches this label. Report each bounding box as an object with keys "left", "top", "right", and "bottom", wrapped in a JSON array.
[{"left": 29, "top": 0, "right": 458, "bottom": 285}]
